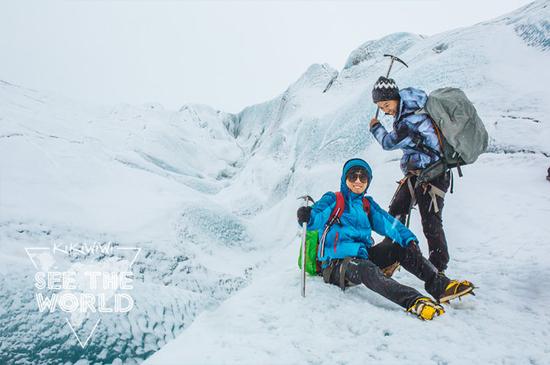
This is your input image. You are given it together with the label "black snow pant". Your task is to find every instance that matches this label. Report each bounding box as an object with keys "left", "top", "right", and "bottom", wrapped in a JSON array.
[
  {"left": 323, "top": 240, "right": 450, "bottom": 309},
  {"left": 386, "top": 171, "right": 451, "bottom": 272}
]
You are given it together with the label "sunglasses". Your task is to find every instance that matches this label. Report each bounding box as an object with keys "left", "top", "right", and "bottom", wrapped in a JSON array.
[{"left": 346, "top": 171, "right": 368, "bottom": 183}]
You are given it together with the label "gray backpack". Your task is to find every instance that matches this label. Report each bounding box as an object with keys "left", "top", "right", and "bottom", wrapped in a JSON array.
[{"left": 416, "top": 87, "right": 488, "bottom": 182}]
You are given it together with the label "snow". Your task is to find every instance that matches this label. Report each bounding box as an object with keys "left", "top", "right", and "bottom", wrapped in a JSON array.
[
  {"left": 146, "top": 151, "right": 550, "bottom": 365},
  {"left": 0, "top": 82, "right": 251, "bottom": 364},
  {"left": 1, "top": 1, "right": 550, "bottom": 364}
]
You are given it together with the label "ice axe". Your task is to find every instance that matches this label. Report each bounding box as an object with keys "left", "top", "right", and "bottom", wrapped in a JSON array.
[
  {"left": 374, "top": 54, "right": 409, "bottom": 119},
  {"left": 297, "top": 195, "right": 314, "bottom": 298}
]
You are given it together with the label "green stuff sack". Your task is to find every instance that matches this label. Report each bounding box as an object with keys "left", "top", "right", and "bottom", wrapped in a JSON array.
[{"left": 298, "top": 230, "right": 321, "bottom": 276}]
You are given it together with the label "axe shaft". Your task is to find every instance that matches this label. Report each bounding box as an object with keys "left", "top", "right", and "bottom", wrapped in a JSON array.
[
  {"left": 297, "top": 195, "right": 313, "bottom": 298},
  {"left": 385, "top": 59, "right": 395, "bottom": 78}
]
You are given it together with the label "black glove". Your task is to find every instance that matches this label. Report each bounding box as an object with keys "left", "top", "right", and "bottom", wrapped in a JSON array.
[{"left": 297, "top": 206, "right": 312, "bottom": 226}]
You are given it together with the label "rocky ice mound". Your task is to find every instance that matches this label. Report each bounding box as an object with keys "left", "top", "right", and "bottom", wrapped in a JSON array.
[
  {"left": 0, "top": 82, "right": 255, "bottom": 364},
  {"left": 344, "top": 32, "right": 424, "bottom": 69}
]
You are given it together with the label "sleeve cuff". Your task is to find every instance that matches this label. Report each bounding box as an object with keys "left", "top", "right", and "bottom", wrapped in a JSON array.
[
  {"left": 405, "top": 237, "right": 417, "bottom": 246},
  {"left": 370, "top": 122, "right": 382, "bottom": 134}
]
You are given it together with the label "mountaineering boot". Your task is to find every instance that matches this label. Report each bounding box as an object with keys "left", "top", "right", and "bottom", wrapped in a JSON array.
[
  {"left": 438, "top": 280, "right": 475, "bottom": 303},
  {"left": 407, "top": 297, "right": 445, "bottom": 320}
]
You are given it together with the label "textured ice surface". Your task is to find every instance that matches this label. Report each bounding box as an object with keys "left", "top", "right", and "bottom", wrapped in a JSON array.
[{"left": 1, "top": 1, "right": 550, "bottom": 364}]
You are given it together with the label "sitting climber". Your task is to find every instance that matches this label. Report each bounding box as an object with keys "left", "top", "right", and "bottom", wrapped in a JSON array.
[{"left": 297, "top": 158, "right": 474, "bottom": 320}]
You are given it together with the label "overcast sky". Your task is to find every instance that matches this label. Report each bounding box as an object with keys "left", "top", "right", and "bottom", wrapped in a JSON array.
[{"left": 0, "top": 0, "right": 532, "bottom": 113}]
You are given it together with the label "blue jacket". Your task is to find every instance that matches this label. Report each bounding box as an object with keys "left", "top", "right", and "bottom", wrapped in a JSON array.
[
  {"left": 370, "top": 87, "right": 442, "bottom": 175},
  {"left": 307, "top": 159, "right": 417, "bottom": 266}
]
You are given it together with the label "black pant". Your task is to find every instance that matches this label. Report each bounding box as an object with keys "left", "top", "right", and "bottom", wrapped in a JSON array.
[
  {"left": 324, "top": 241, "right": 449, "bottom": 309},
  {"left": 387, "top": 172, "right": 451, "bottom": 272}
]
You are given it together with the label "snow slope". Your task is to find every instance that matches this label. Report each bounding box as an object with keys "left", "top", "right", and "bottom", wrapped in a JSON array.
[
  {"left": 146, "top": 1, "right": 550, "bottom": 364},
  {"left": 1, "top": 1, "right": 549, "bottom": 364},
  {"left": 147, "top": 151, "right": 550, "bottom": 365},
  {"left": 0, "top": 83, "right": 257, "bottom": 364}
]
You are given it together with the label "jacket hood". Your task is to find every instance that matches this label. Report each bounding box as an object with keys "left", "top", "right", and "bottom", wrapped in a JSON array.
[
  {"left": 340, "top": 158, "right": 373, "bottom": 199},
  {"left": 396, "top": 87, "right": 428, "bottom": 120}
]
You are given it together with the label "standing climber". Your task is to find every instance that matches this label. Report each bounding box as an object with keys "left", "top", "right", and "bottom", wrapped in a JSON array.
[{"left": 369, "top": 77, "right": 451, "bottom": 272}]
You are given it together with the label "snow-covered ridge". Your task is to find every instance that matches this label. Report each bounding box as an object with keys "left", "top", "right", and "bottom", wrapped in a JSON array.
[
  {"left": 1, "top": 1, "right": 550, "bottom": 364},
  {"left": 344, "top": 32, "right": 424, "bottom": 69},
  {"left": 485, "top": 0, "right": 550, "bottom": 51}
]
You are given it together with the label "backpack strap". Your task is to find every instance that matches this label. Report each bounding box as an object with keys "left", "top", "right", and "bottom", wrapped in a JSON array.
[
  {"left": 328, "top": 192, "right": 345, "bottom": 225},
  {"left": 431, "top": 119, "right": 445, "bottom": 156},
  {"left": 362, "top": 196, "right": 372, "bottom": 225},
  {"left": 362, "top": 197, "right": 374, "bottom": 246},
  {"left": 318, "top": 192, "right": 345, "bottom": 260},
  {"left": 362, "top": 196, "right": 371, "bottom": 215},
  {"left": 416, "top": 108, "right": 445, "bottom": 154}
]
